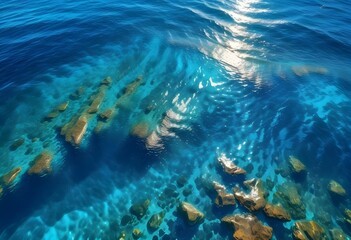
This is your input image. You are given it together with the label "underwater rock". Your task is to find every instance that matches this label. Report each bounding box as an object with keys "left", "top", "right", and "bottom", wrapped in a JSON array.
[
  {"left": 121, "top": 215, "right": 133, "bottom": 226},
  {"left": 274, "top": 183, "right": 306, "bottom": 219},
  {"left": 61, "top": 115, "right": 88, "bottom": 146},
  {"left": 28, "top": 151, "right": 53, "bottom": 175},
  {"left": 221, "top": 214, "right": 273, "bottom": 240},
  {"left": 88, "top": 89, "right": 106, "bottom": 114},
  {"left": 1, "top": 167, "right": 21, "bottom": 186},
  {"left": 130, "top": 122, "right": 150, "bottom": 138},
  {"left": 101, "top": 76, "right": 112, "bottom": 86},
  {"left": 344, "top": 209, "right": 351, "bottom": 226},
  {"left": 179, "top": 202, "right": 204, "bottom": 225},
  {"left": 234, "top": 178, "right": 267, "bottom": 212},
  {"left": 289, "top": 156, "right": 306, "bottom": 173},
  {"left": 292, "top": 221, "right": 327, "bottom": 240},
  {"left": 176, "top": 176, "right": 187, "bottom": 188},
  {"left": 263, "top": 203, "right": 291, "bottom": 221},
  {"left": 116, "top": 76, "right": 143, "bottom": 108},
  {"left": 218, "top": 154, "right": 246, "bottom": 175},
  {"left": 9, "top": 138, "right": 25, "bottom": 151},
  {"left": 123, "top": 76, "right": 142, "bottom": 95},
  {"left": 0, "top": 186, "right": 3, "bottom": 198},
  {"left": 57, "top": 101, "right": 69, "bottom": 111},
  {"left": 132, "top": 229, "right": 142, "bottom": 239},
  {"left": 330, "top": 228, "right": 347, "bottom": 240},
  {"left": 99, "top": 108, "right": 114, "bottom": 121},
  {"left": 45, "top": 111, "right": 60, "bottom": 120},
  {"left": 328, "top": 180, "right": 346, "bottom": 197},
  {"left": 147, "top": 211, "right": 165, "bottom": 230},
  {"left": 70, "top": 86, "right": 85, "bottom": 100},
  {"left": 129, "top": 199, "right": 150, "bottom": 220},
  {"left": 212, "top": 181, "right": 236, "bottom": 207}
]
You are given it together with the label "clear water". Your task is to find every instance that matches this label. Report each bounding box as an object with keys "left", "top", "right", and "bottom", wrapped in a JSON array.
[{"left": 0, "top": 0, "right": 351, "bottom": 239}]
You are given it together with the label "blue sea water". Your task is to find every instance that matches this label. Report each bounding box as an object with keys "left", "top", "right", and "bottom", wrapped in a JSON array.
[{"left": 1, "top": 0, "right": 351, "bottom": 239}]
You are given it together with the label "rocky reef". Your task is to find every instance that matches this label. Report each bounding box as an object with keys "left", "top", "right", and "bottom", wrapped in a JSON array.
[
  {"left": 212, "top": 181, "right": 236, "bottom": 207},
  {"left": 328, "top": 180, "right": 346, "bottom": 197},
  {"left": 218, "top": 154, "right": 246, "bottom": 175},
  {"left": 274, "top": 183, "right": 306, "bottom": 219},
  {"left": 234, "top": 178, "right": 267, "bottom": 211},
  {"left": 263, "top": 203, "right": 291, "bottom": 221},
  {"left": 289, "top": 156, "right": 306, "bottom": 174},
  {"left": 1, "top": 167, "right": 22, "bottom": 186},
  {"left": 28, "top": 152, "right": 53, "bottom": 175},
  {"left": 292, "top": 221, "right": 328, "bottom": 240},
  {"left": 61, "top": 115, "right": 88, "bottom": 146},
  {"left": 221, "top": 214, "right": 273, "bottom": 240},
  {"left": 179, "top": 202, "right": 204, "bottom": 225},
  {"left": 129, "top": 199, "right": 150, "bottom": 220}
]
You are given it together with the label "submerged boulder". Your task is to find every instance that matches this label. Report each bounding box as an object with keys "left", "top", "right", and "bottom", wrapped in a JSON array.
[
  {"left": 328, "top": 180, "right": 346, "bottom": 197},
  {"left": 218, "top": 154, "right": 246, "bottom": 175},
  {"left": 289, "top": 156, "right": 306, "bottom": 173},
  {"left": 99, "top": 108, "right": 114, "bottom": 121},
  {"left": 344, "top": 209, "right": 351, "bottom": 226},
  {"left": 132, "top": 228, "right": 142, "bottom": 239},
  {"left": 179, "top": 202, "right": 204, "bottom": 225},
  {"left": 213, "top": 181, "right": 236, "bottom": 207},
  {"left": 263, "top": 203, "right": 291, "bottom": 221},
  {"left": 1, "top": 167, "right": 21, "bottom": 186},
  {"left": 129, "top": 199, "right": 150, "bottom": 220},
  {"left": 274, "top": 183, "right": 306, "bottom": 219},
  {"left": 221, "top": 214, "right": 273, "bottom": 240},
  {"left": 57, "top": 101, "right": 69, "bottom": 112},
  {"left": 61, "top": 116, "right": 88, "bottom": 146},
  {"left": 147, "top": 211, "right": 165, "bottom": 230},
  {"left": 234, "top": 178, "right": 267, "bottom": 212},
  {"left": 28, "top": 152, "right": 53, "bottom": 175},
  {"left": 130, "top": 122, "right": 150, "bottom": 138},
  {"left": 101, "top": 76, "right": 112, "bottom": 86},
  {"left": 292, "top": 221, "right": 327, "bottom": 240},
  {"left": 330, "top": 228, "right": 347, "bottom": 240},
  {"left": 9, "top": 138, "right": 25, "bottom": 151}
]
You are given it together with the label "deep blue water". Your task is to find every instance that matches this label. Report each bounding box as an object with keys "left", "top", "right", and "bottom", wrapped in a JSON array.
[{"left": 1, "top": 0, "right": 351, "bottom": 239}]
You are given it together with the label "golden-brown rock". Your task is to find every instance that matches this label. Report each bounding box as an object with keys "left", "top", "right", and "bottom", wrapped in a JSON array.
[
  {"left": 46, "top": 111, "right": 60, "bottom": 119},
  {"left": 179, "top": 202, "right": 204, "bottom": 225},
  {"left": 344, "top": 209, "right": 351, "bottom": 226},
  {"left": 130, "top": 122, "right": 150, "bottom": 138},
  {"left": 289, "top": 156, "right": 306, "bottom": 173},
  {"left": 222, "top": 214, "right": 273, "bottom": 240},
  {"left": 274, "top": 183, "right": 306, "bottom": 219},
  {"left": 263, "top": 203, "right": 291, "bottom": 221},
  {"left": 87, "top": 91, "right": 105, "bottom": 114},
  {"left": 213, "top": 181, "right": 236, "bottom": 207},
  {"left": 330, "top": 228, "right": 347, "bottom": 240},
  {"left": 234, "top": 178, "right": 267, "bottom": 211},
  {"left": 328, "top": 180, "right": 346, "bottom": 197},
  {"left": 1, "top": 167, "right": 21, "bottom": 185},
  {"left": 28, "top": 152, "right": 53, "bottom": 175},
  {"left": 99, "top": 108, "right": 114, "bottom": 121},
  {"left": 218, "top": 154, "right": 246, "bottom": 175},
  {"left": 61, "top": 116, "right": 88, "bottom": 146},
  {"left": 292, "top": 221, "right": 327, "bottom": 240},
  {"left": 57, "top": 101, "right": 69, "bottom": 111}
]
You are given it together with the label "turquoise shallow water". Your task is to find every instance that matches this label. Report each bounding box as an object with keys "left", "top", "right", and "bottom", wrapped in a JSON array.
[{"left": 0, "top": 0, "right": 351, "bottom": 239}]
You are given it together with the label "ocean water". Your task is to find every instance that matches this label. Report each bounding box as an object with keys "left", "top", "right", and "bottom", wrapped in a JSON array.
[{"left": 0, "top": 0, "right": 351, "bottom": 239}]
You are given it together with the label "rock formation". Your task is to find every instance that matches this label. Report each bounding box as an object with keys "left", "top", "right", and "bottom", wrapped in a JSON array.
[{"left": 221, "top": 214, "right": 273, "bottom": 240}]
